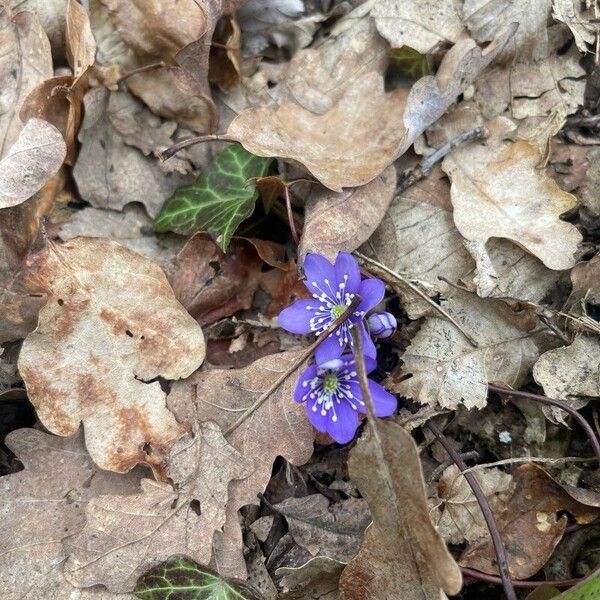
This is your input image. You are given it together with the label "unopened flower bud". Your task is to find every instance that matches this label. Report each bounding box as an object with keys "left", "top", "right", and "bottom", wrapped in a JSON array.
[{"left": 367, "top": 311, "right": 397, "bottom": 339}]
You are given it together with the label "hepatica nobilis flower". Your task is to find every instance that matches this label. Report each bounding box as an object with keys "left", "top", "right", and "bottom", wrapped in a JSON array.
[
  {"left": 295, "top": 353, "right": 397, "bottom": 443},
  {"left": 278, "top": 252, "right": 385, "bottom": 363}
]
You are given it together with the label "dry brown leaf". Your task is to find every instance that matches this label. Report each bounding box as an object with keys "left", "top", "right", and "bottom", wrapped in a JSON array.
[
  {"left": 0, "top": 118, "right": 66, "bottom": 209},
  {"left": 0, "top": 428, "right": 141, "bottom": 599},
  {"left": 552, "top": 0, "right": 596, "bottom": 52},
  {"left": 434, "top": 464, "right": 514, "bottom": 545},
  {"left": 462, "top": 0, "right": 552, "bottom": 62},
  {"left": 66, "top": 0, "right": 97, "bottom": 77},
  {"left": 533, "top": 334, "right": 600, "bottom": 423},
  {"left": 274, "top": 495, "right": 371, "bottom": 563},
  {"left": 339, "top": 420, "right": 462, "bottom": 599},
  {"left": 18, "top": 237, "right": 205, "bottom": 473},
  {"left": 278, "top": 556, "right": 345, "bottom": 600},
  {"left": 0, "top": 11, "right": 53, "bottom": 156},
  {"left": 227, "top": 29, "right": 514, "bottom": 191},
  {"left": 390, "top": 291, "right": 540, "bottom": 410},
  {"left": 442, "top": 117, "right": 582, "bottom": 271},
  {"left": 299, "top": 166, "right": 396, "bottom": 262},
  {"left": 579, "top": 147, "right": 600, "bottom": 216},
  {"left": 167, "top": 349, "right": 315, "bottom": 577},
  {"left": 65, "top": 421, "right": 253, "bottom": 591},
  {"left": 73, "top": 88, "right": 189, "bottom": 217},
  {"left": 569, "top": 253, "right": 600, "bottom": 309},
  {"left": 460, "top": 464, "right": 600, "bottom": 579},
  {"left": 371, "top": 0, "right": 467, "bottom": 53}
]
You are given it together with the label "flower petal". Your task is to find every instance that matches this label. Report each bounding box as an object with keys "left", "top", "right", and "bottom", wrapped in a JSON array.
[
  {"left": 327, "top": 399, "right": 359, "bottom": 444},
  {"left": 315, "top": 330, "right": 345, "bottom": 363},
  {"left": 305, "top": 395, "right": 329, "bottom": 433},
  {"left": 294, "top": 364, "right": 319, "bottom": 403},
  {"left": 335, "top": 252, "right": 361, "bottom": 296},
  {"left": 357, "top": 278, "right": 385, "bottom": 314},
  {"left": 303, "top": 253, "right": 337, "bottom": 299},
  {"left": 368, "top": 380, "right": 397, "bottom": 417},
  {"left": 278, "top": 299, "right": 321, "bottom": 334}
]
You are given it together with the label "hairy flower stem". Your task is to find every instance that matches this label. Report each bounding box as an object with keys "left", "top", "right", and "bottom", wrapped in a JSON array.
[
  {"left": 224, "top": 295, "right": 362, "bottom": 437},
  {"left": 427, "top": 420, "right": 517, "bottom": 600}
]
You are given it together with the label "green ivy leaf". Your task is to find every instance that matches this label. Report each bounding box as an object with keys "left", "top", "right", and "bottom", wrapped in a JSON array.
[
  {"left": 134, "top": 555, "right": 263, "bottom": 600},
  {"left": 388, "top": 46, "right": 431, "bottom": 81},
  {"left": 551, "top": 570, "right": 600, "bottom": 599},
  {"left": 155, "top": 144, "right": 273, "bottom": 251}
]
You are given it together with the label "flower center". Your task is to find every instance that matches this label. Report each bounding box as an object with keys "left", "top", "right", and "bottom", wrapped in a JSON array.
[
  {"left": 330, "top": 303, "right": 347, "bottom": 320},
  {"left": 322, "top": 372, "right": 339, "bottom": 394}
]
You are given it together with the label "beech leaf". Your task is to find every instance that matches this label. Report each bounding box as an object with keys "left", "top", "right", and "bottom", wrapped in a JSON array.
[
  {"left": 155, "top": 144, "right": 274, "bottom": 251},
  {"left": 18, "top": 238, "right": 205, "bottom": 473},
  {"left": 0, "top": 118, "right": 66, "bottom": 209},
  {"left": 134, "top": 555, "right": 262, "bottom": 600}
]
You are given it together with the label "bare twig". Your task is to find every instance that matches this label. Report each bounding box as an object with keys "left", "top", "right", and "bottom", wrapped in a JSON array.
[
  {"left": 223, "top": 295, "right": 362, "bottom": 436},
  {"left": 159, "top": 134, "right": 238, "bottom": 161},
  {"left": 487, "top": 384, "right": 600, "bottom": 463},
  {"left": 428, "top": 451, "right": 480, "bottom": 484},
  {"left": 566, "top": 114, "right": 600, "bottom": 128},
  {"left": 116, "top": 61, "right": 166, "bottom": 84},
  {"left": 353, "top": 251, "right": 478, "bottom": 347},
  {"left": 283, "top": 185, "right": 300, "bottom": 246},
  {"left": 350, "top": 327, "right": 378, "bottom": 424},
  {"left": 460, "top": 567, "right": 580, "bottom": 590},
  {"left": 397, "top": 127, "right": 487, "bottom": 192},
  {"left": 427, "top": 420, "right": 517, "bottom": 600}
]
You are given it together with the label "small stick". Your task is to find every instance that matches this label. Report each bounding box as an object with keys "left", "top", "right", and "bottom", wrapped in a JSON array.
[
  {"left": 397, "top": 127, "right": 487, "bottom": 192},
  {"left": 350, "top": 327, "right": 378, "bottom": 424},
  {"left": 487, "top": 384, "right": 600, "bottom": 463},
  {"left": 159, "top": 134, "right": 238, "bottom": 161},
  {"left": 283, "top": 185, "right": 299, "bottom": 246},
  {"left": 428, "top": 451, "right": 480, "bottom": 484},
  {"left": 460, "top": 567, "right": 580, "bottom": 590},
  {"left": 116, "top": 61, "right": 165, "bottom": 84},
  {"left": 353, "top": 251, "right": 478, "bottom": 347},
  {"left": 224, "top": 295, "right": 362, "bottom": 436},
  {"left": 427, "top": 420, "right": 517, "bottom": 600}
]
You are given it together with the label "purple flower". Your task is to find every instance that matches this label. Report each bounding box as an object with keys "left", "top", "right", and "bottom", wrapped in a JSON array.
[
  {"left": 367, "top": 311, "right": 397, "bottom": 339},
  {"left": 295, "top": 353, "right": 397, "bottom": 443},
  {"left": 278, "top": 252, "right": 385, "bottom": 363}
]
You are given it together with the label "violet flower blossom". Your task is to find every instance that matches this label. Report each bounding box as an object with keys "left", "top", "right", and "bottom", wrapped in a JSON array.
[
  {"left": 367, "top": 311, "right": 397, "bottom": 339},
  {"left": 278, "top": 252, "right": 385, "bottom": 363},
  {"left": 295, "top": 353, "right": 397, "bottom": 443}
]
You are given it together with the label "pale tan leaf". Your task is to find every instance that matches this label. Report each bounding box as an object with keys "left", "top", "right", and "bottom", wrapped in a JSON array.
[
  {"left": 66, "top": 0, "right": 97, "bottom": 77},
  {"left": 533, "top": 334, "right": 600, "bottom": 423},
  {"left": 339, "top": 420, "right": 462, "bottom": 599},
  {"left": 552, "top": 0, "right": 596, "bottom": 52},
  {"left": 442, "top": 117, "right": 582, "bottom": 271},
  {"left": 274, "top": 495, "right": 371, "bottom": 562},
  {"left": 0, "top": 429, "right": 141, "bottom": 600},
  {"left": 434, "top": 465, "right": 514, "bottom": 545},
  {"left": 0, "top": 11, "right": 52, "bottom": 156},
  {"left": 390, "top": 291, "right": 540, "bottom": 410},
  {"left": 65, "top": 422, "right": 253, "bottom": 592},
  {"left": 18, "top": 237, "right": 205, "bottom": 473},
  {"left": 299, "top": 166, "right": 396, "bottom": 263},
  {"left": 460, "top": 464, "right": 600, "bottom": 579},
  {"left": 277, "top": 556, "right": 345, "bottom": 600},
  {"left": 371, "top": 0, "right": 467, "bottom": 53},
  {"left": 579, "top": 147, "right": 600, "bottom": 216},
  {"left": 167, "top": 349, "right": 315, "bottom": 576},
  {"left": 227, "top": 29, "right": 514, "bottom": 191},
  {"left": 0, "top": 118, "right": 66, "bottom": 209},
  {"left": 462, "top": 0, "right": 552, "bottom": 62}
]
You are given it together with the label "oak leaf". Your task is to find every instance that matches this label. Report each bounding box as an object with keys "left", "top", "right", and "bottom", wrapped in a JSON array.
[
  {"left": 18, "top": 237, "right": 205, "bottom": 473},
  {"left": 442, "top": 117, "right": 582, "bottom": 271},
  {"left": 339, "top": 420, "right": 462, "bottom": 599},
  {"left": 227, "top": 29, "right": 514, "bottom": 191}
]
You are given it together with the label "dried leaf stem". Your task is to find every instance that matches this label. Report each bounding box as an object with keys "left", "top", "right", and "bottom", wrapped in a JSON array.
[
  {"left": 283, "top": 184, "right": 299, "bottom": 246},
  {"left": 159, "top": 134, "right": 238, "bottom": 161},
  {"left": 488, "top": 384, "right": 600, "bottom": 463},
  {"left": 116, "top": 61, "right": 166, "bottom": 84},
  {"left": 460, "top": 567, "right": 580, "bottom": 590},
  {"left": 223, "top": 295, "right": 362, "bottom": 437},
  {"left": 426, "top": 420, "right": 517, "bottom": 600},
  {"left": 353, "top": 251, "right": 478, "bottom": 347}
]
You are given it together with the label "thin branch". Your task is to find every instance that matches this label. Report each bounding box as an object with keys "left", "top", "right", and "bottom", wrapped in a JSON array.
[
  {"left": 460, "top": 567, "right": 580, "bottom": 590},
  {"left": 223, "top": 295, "right": 362, "bottom": 437},
  {"left": 487, "top": 384, "right": 600, "bottom": 463},
  {"left": 397, "top": 127, "right": 487, "bottom": 192},
  {"left": 350, "top": 327, "right": 378, "bottom": 423},
  {"left": 427, "top": 420, "right": 517, "bottom": 600},
  {"left": 353, "top": 251, "right": 478, "bottom": 347},
  {"left": 158, "top": 134, "right": 238, "bottom": 161},
  {"left": 116, "top": 61, "right": 166, "bottom": 84},
  {"left": 283, "top": 185, "right": 300, "bottom": 246}
]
